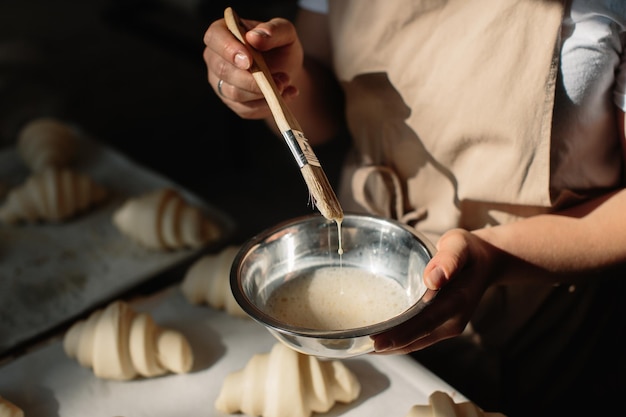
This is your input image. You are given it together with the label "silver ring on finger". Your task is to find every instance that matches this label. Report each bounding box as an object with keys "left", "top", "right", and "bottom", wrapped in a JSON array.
[{"left": 217, "top": 79, "right": 225, "bottom": 97}]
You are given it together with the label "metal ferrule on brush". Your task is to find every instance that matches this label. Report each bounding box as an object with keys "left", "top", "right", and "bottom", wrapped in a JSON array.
[{"left": 283, "top": 129, "right": 320, "bottom": 168}]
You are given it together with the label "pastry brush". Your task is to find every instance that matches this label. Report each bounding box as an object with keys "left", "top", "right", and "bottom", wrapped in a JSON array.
[{"left": 224, "top": 6, "right": 343, "bottom": 222}]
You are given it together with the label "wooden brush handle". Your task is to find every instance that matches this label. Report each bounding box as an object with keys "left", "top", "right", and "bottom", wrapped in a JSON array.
[
  {"left": 224, "top": 7, "right": 300, "bottom": 133},
  {"left": 223, "top": 7, "right": 344, "bottom": 222}
]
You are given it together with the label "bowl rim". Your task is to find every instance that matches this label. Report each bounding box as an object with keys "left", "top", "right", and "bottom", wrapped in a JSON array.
[{"left": 230, "top": 212, "right": 438, "bottom": 339}]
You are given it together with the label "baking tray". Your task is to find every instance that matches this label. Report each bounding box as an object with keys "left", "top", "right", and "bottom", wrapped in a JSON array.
[
  {"left": 0, "top": 134, "right": 235, "bottom": 357},
  {"left": 0, "top": 285, "right": 468, "bottom": 417}
]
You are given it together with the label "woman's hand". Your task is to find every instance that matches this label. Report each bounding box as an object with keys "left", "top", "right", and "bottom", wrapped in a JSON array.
[
  {"left": 372, "top": 185, "right": 626, "bottom": 354},
  {"left": 203, "top": 9, "right": 343, "bottom": 145},
  {"left": 372, "top": 228, "right": 498, "bottom": 354},
  {"left": 202, "top": 15, "right": 303, "bottom": 120}
]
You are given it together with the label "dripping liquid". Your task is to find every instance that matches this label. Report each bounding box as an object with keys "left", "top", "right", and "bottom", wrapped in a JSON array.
[
  {"left": 335, "top": 217, "right": 344, "bottom": 295},
  {"left": 335, "top": 218, "right": 344, "bottom": 257}
]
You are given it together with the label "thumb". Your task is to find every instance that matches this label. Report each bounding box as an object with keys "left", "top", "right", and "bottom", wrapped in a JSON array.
[
  {"left": 245, "top": 17, "right": 298, "bottom": 52},
  {"left": 424, "top": 229, "right": 472, "bottom": 289}
]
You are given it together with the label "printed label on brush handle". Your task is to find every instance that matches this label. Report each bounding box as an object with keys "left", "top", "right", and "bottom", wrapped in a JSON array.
[{"left": 283, "top": 129, "right": 321, "bottom": 168}]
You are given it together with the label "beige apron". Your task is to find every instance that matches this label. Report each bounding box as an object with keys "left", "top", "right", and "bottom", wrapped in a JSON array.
[{"left": 327, "top": 0, "right": 568, "bottom": 370}]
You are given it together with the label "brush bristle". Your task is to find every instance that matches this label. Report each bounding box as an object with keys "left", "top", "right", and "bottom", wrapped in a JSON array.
[{"left": 300, "top": 164, "right": 343, "bottom": 221}]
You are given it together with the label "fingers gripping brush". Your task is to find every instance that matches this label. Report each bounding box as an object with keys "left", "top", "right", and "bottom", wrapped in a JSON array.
[{"left": 224, "top": 7, "right": 344, "bottom": 222}]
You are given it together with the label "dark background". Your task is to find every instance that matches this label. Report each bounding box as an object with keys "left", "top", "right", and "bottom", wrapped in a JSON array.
[{"left": 0, "top": 0, "right": 349, "bottom": 243}]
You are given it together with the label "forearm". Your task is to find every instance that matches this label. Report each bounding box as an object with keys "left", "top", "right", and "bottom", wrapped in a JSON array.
[{"left": 473, "top": 188, "right": 626, "bottom": 285}]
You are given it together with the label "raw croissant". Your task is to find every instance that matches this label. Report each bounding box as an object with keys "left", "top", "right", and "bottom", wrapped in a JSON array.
[
  {"left": 181, "top": 245, "right": 247, "bottom": 318},
  {"left": 63, "top": 300, "right": 193, "bottom": 381},
  {"left": 17, "top": 117, "right": 77, "bottom": 172},
  {"left": 0, "top": 396, "right": 23, "bottom": 417},
  {"left": 215, "top": 342, "right": 361, "bottom": 417},
  {"left": 0, "top": 167, "right": 107, "bottom": 224},
  {"left": 112, "top": 188, "right": 221, "bottom": 250},
  {"left": 405, "top": 391, "right": 507, "bottom": 417}
]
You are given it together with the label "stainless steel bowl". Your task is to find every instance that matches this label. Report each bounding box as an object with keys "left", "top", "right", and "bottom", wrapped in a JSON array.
[{"left": 230, "top": 213, "right": 436, "bottom": 359}]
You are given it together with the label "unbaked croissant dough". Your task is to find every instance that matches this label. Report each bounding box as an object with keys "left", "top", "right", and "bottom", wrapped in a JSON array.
[
  {"left": 181, "top": 245, "right": 247, "bottom": 318},
  {"left": 112, "top": 188, "right": 222, "bottom": 250},
  {"left": 215, "top": 342, "right": 361, "bottom": 417},
  {"left": 0, "top": 167, "right": 107, "bottom": 224},
  {"left": 17, "top": 117, "right": 77, "bottom": 172},
  {"left": 63, "top": 300, "right": 193, "bottom": 380},
  {"left": 0, "top": 396, "right": 24, "bottom": 417},
  {"left": 405, "top": 391, "right": 506, "bottom": 417}
]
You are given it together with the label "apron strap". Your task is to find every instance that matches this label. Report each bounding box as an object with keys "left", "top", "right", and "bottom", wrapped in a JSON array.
[{"left": 351, "top": 165, "right": 427, "bottom": 225}]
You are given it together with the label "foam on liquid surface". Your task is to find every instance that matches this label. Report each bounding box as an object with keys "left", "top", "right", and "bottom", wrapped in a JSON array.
[{"left": 265, "top": 266, "right": 409, "bottom": 330}]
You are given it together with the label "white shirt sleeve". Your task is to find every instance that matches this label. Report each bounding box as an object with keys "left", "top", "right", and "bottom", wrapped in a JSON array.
[
  {"left": 562, "top": 0, "right": 626, "bottom": 112},
  {"left": 298, "top": 0, "right": 329, "bottom": 14}
]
